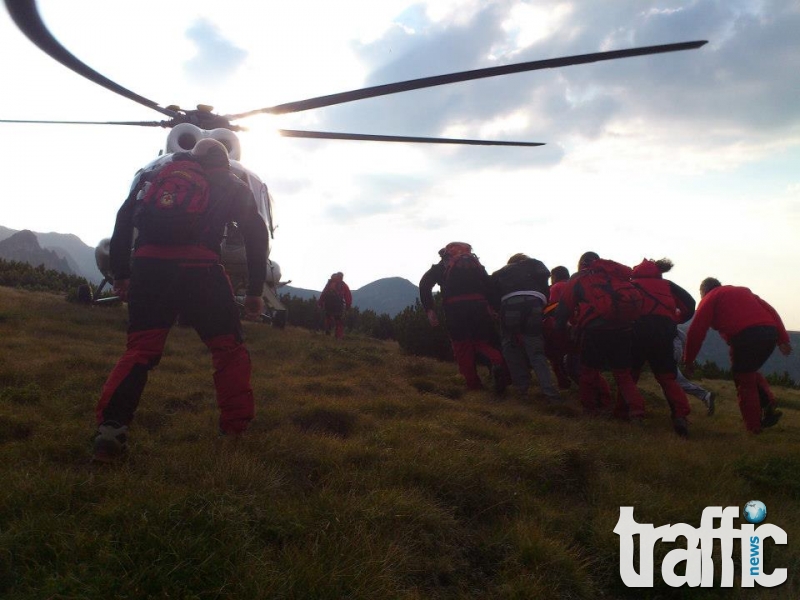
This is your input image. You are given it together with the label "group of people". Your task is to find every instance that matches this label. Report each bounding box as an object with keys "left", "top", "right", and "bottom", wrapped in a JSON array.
[
  {"left": 89, "top": 139, "right": 791, "bottom": 462},
  {"left": 419, "top": 242, "right": 792, "bottom": 438}
]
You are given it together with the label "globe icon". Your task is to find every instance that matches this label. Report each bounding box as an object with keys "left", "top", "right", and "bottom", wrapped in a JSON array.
[{"left": 744, "top": 500, "right": 767, "bottom": 524}]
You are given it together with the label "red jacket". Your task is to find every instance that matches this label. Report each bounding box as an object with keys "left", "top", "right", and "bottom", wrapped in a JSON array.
[
  {"left": 684, "top": 285, "right": 789, "bottom": 365},
  {"left": 549, "top": 280, "right": 567, "bottom": 304},
  {"left": 319, "top": 278, "right": 352, "bottom": 310},
  {"left": 554, "top": 259, "right": 635, "bottom": 330},
  {"left": 630, "top": 259, "right": 695, "bottom": 323}
]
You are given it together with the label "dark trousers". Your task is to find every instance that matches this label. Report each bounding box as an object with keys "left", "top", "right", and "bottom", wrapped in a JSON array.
[
  {"left": 543, "top": 316, "right": 572, "bottom": 388},
  {"left": 96, "top": 258, "right": 254, "bottom": 434},
  {"left": 631, "top": 316, "right": 690, "bottom": 418},
  {"left": 730, "top": 326, "right": 778, "bottom": 432},
  {"left": 579, "top": 326, "right": 645, "bottom": 418}
]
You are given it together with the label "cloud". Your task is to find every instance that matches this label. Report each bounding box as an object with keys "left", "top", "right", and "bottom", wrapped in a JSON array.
[
  {"left": 184, "top": 19, "right": 248, "bottom": 84},
  {"left": 296, "top": 0, "right": 799, "bottom": 165},
  {"left": 323, "top": 173, "right": 432, "bottom": 222}
]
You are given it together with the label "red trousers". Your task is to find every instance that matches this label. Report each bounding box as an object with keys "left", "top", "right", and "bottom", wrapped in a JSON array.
[
  {"left": 324, "top": 313, "right": 345, "bottom": 339},
  {"left": 452, "top": 339, "right": 505, "bottom": 389},
  {"left": 444, "top": 298, "right": 505, "bottom": 389},
  {"left": 627, "top": 369, "right": 690, "bottom": 419},
  {"left": 580, "top": 367, "right": 645, "bottom": 418},
  {"left": 96, "top": 258, "right": 254, "bottom": 434}
]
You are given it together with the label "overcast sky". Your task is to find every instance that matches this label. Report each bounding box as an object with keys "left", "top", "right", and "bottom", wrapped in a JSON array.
[{"left": 1, "top": 0, "right": 799, "bottom": 328}]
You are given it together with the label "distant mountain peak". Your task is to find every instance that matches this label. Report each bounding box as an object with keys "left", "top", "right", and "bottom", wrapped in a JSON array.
[
  {"left": 0, "top": 226, "right": 100, "bottom": 283},
  {"left": 0, "top": 229, "right": 76, "bottom": 276},
  {"left": 5, "top": 229, "right": 38, "bottom": 246}
]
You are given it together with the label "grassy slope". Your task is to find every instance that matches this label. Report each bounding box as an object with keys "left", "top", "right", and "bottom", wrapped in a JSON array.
[{"left": 1, "top": 286, "right": 799, "bottom": 600}]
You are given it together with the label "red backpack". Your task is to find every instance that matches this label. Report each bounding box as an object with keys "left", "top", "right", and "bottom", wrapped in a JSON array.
[
  {"left": 580, "top": 259, "right": 642, "bottom": 325},
  {"left": 321, "top": 281, "right": 346, "bottom": 313},
  {"left": 441, "top": 242, "right": 482, "bottom": 284},
  {"left": 133, "top": 159, "right": 211, "bottom": 245}
]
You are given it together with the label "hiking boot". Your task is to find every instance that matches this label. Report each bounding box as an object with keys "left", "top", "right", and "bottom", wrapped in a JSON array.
[
  {"left": 761, "top": 408, "right": 783, "bottom": 429},
  {"left": 702, "top": 391, "right": 715, "bottom": 416},
  {"left": 491, "top": 365, "right": 509, "bottom": 395},
  {"left": 92, "top": 421, "right": 128, "bottom": 463},
  {"left": 672, "top": 416, "right": 689, "bottom": 438}
]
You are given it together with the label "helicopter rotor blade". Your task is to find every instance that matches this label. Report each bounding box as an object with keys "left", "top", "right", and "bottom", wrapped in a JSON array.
[
  {"left": 279, "top": 129, "right": 545, "bottom": 147},
  {"left": 227, "top": 40, "right": 707, "bottom": 119},
  {"left": 0, "top": 118, "right": 165, "bottom": 127},
  {"left": 4, "top": 0, "right": 178, "bottom": 119}
]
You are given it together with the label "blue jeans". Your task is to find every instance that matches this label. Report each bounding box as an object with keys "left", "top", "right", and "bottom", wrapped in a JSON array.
[
  {"left": 676, "top": 368, "right": 709, "bottom": 399},
  {"left": 502, "top": 332, "right": 560, "bottom": 399}
]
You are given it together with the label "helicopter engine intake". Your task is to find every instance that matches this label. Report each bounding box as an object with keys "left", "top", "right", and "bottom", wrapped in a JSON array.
[
  {"left": 166, "top": 123, "right": 242, "bottom": 161},
  {"left": 94, "top": 237, "right": 112, "bottom": 279}
]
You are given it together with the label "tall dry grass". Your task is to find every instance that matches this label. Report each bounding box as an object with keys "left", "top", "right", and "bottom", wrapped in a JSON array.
[{"left": 1, "top": 286, "right": 799, "bottom": 599}]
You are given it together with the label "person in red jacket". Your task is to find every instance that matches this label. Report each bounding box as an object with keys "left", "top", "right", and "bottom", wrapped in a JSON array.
[
  {"left": 420, "top": 242, "right": 507, "bottom": 391},
  {"left": 629, "top": 258, "right": 696, "bottom": 437},
  {"left": 543, "top": 266, "right": 573, "bottom": 389},
  {"left": 683, "top": 277, "right": 792, "bottom": 433},
  {"left": 318, "top": 272, "right": 352, "bottom": 339},
  {"left": 93, "top": 138, "right": 267, "bottom": 462},
  {"left": 548, "top": 266, "right": 570, "bottom": 303},
  {"left": 554, "top": 252, "right": 646, "bottom": 419}
]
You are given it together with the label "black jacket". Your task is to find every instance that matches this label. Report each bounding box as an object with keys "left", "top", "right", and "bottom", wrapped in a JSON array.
[
  {"left": 419, "top": 256, "right": 495, "bottom": 311},
  {"left": 490, "top": 258, "right": 550, "bottom": 308},
  {"left": 109, "top": 153, "right": 268, "bottom": 296}
]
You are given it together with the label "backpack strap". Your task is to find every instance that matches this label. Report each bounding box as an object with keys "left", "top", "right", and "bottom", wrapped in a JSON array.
[{"left": 631, "top": 281, "right": 672, "bottom": 314}]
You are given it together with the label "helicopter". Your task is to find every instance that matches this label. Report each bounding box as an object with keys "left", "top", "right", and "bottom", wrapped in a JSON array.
[{"left": 2, "top": 0, "right": 707, "bottom": 325}]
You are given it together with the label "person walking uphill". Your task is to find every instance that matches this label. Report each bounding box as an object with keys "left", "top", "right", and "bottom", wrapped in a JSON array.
[
  {"left": 543, "top": 265, "right": 574, "bottom": 389},
  {"left": 318, "top": 272, "right": 352, "bottom": 339},
  {"left": 491, "top": 253, "right": 560, "bottom": 401},
  {"left": 554, "top": 252, "right": 646, "bottom": 419},
  {"left": 683, "top": 278, "right": 792, "bottom": 434},
  {"left": 93, "top": 138, "right": 268, "bottom": 462},
  {"left": 420, "top": 242, "right": 508, "bottom": 391},
  {"left": 629, "top": 258, "right": 696, "bottom": 437},
  {"left": 673, "top": 328, "right": 715, "bottom": 414}
]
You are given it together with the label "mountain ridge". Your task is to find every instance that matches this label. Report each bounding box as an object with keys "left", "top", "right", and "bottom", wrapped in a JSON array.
[
  {"left": 0, "top": 226, "right": 99, "bottom": 282},
  {"left": 0, "top": 230, "right": 77, "bottom": 276},
  {"left": 282, "top": 276, "right": 419, "bottom": 318}
]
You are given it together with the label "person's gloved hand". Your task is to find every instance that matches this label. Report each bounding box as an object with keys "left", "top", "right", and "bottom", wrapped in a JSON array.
[
  {"left": 244, "top": 295, "right": 264, "bottom": 321},
  {"left": 113, "top": 279, "right": 130, "bottom": 302},
  {"left": 426, "top": 309, "right": 439, "bottom": 327}
]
